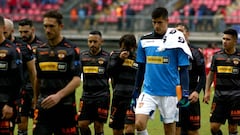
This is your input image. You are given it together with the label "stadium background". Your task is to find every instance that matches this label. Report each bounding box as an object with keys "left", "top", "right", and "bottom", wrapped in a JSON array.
[{"left": 2, "top": 0, "right": 240, "bottom": 51}]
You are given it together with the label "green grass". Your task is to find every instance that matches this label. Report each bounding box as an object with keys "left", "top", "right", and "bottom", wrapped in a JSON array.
[{"left": 15, "top": 85, "right": 239, "bottom": 134}]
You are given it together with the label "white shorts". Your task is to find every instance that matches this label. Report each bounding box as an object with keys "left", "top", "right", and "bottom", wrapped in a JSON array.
[{"left": 135, "top": 92, "right": 179, "bottom": 123}]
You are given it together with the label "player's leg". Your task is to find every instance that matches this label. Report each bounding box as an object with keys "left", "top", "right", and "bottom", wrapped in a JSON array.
[
  {"left": 78, "top": 99, "right": 93, "bottom": 135},
  {"left": 135, "top": 93, "right": 156, "bottom": 135},
  {"left": 158, "top": 96, "right": 178, "bottom": 135},
  {"left": 94, "top": 95, "right": 110, "bottom": 135}
]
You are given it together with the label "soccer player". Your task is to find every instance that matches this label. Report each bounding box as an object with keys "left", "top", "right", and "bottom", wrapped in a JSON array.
[
  {"left": 33, "top": 10, "right": 81, "bottom": 135},
  {"left": 4, "top": 18, "right": 36, "bottom": 135},
  {"left": 108, "top": 34, "right": 137, "bottom": 135},
  {"left": 131, "top": 7, "right": 192, "bottom": 135},
  {"left": 78, "top": 30, "right": 110, "bottom": 135},
  {"left": 16, "top": 18, "right": 45, "bottom": 135},
  {"left": 203, "top": 28, "right": 240, "bottom": 135},
  {"left": 0, "top": 15, "right": 23, "bottom": 135},
  {"left": 175, "top": 23, "right": 206, "bottom": 135}
]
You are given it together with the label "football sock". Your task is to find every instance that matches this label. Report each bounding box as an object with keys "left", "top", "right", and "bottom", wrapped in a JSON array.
[
  {"left": 211, "top": 129, "right": 222, "bottom": 135},
  {"left": 95, "top": 132, "right": 104, "bottom": 135},
  {"left": 229, "top": 131, "right": 238, "bottom": 135},
  {"left": 125, "top": 133, "right": 134, "bottom": 135},
  {"left": 136, "top": 129, "right": 148, "bottom": 135},
  {"left": 18, "top": 130, "right": 28, "bottom": 135}
]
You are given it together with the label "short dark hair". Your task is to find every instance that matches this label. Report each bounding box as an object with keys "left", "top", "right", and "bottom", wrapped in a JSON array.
[
  {"left": 223, "top": 28, "right": 238, "bottom": 39},
  {"left": 119, "top": 34, "right": 137, "bottom": 49},
  {"left": 176, "top": 23, "right": 189, "bottom": 32},
  {"left": 89, "top": 30, "right": 102, "bottom": 37},
  {"left": 18, "top": 18, "right": 33, "bottom": 27},
  {"left": 152, "top": 7, "right": 168, "bottom": 19},
  {"left": 0, "top": 16, "right": 4, "bottom": 26},
  {"left": 43, "top": 10, "right": 63, "bottom": 24}
]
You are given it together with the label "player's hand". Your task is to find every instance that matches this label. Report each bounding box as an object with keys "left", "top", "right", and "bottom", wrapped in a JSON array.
[
  {"left": 177, "top": 89, "right": 190, "bottom": 108},
  {"left": 203, "top": 90, "right": 210, "bottom": 104},
  {"left": 2, "top": 104, "right": 13, "bottom": 119},
  {"left": 41, "top": 94, "right": 61, "bottom": 109},
  {"left": 119, "top": 50, "right": 129, "bottom": 59},
  {"left": 130, "top": 97, "right": 137, "bottom": 112},
  {"left": 177, "top": 97, "right": 190, "bottom": 107},
  {"left": 189, "top": 91, "right": 199, "bottom": 103}
]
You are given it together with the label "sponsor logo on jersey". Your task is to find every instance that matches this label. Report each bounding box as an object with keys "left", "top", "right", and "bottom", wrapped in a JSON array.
[
  {"left": 0, "top": 61, "right": 8, "bottom": 70},
  {"left": 146, "top": 56, "right": 169, "bottom": 64},
  {"left": 122, "top": 59, "right": 134, "bottom": 67},
  {"left": 83, "top": 66, "right": 105, "bottom": 74},
  {"left": 217, "top": 66, "right": 233, "bottom": 73},
  {"left": 39, "top": 62, "right": 67, "bottom": 72}
]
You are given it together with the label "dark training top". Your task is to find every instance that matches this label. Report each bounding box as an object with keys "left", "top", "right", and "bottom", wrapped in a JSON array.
[
  {"left": 80, "top": 49, "right": 110, "bottom": 99},
  {"left": 14, "top": 37, "right": 35, "bottom": 90},
  {"left": 108, "top": 50, "right": 138, "bottom": 97},
  {"left": 0, "top": 39, "right": 23, "bottom": 106},
  {"left": 189, "top": 45, "right": 206, "bottom": 93}
]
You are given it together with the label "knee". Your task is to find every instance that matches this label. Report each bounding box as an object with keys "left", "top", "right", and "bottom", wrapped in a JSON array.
[
  {"left": 78, "top": 121, "right": 90, "bottom": 129},
  {"left": 124, "top": 124, "right": 135, "bottom": 133},
  {"left": 135, "top": 120, "right": 146, "bottom": 131}
]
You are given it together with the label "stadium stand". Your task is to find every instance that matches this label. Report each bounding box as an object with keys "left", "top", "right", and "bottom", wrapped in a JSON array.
[
  {"left": 169, "top": 0, "right": 240, "bottom": 25},
  {"left": 1, "top": 0, "right": 64, "bottom": 22}
]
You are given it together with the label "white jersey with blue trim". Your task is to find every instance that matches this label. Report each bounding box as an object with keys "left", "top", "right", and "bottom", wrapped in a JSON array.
[{"left": 136, "top": 28, "right": 191, "bottom": 96}]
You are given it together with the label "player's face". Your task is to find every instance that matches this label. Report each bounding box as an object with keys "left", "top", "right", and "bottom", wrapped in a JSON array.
[
  {"left": 152, "top": 17, "right": 168, "bottom": 35},
  {"left": 3, "top": 26, "right": 12, "bottom": 40},
  {"left": 88, "top": 34, "right": 102, "bottom": 55},
  {"left": 43, "top": 17, "right": 62, "bottom": 41},
  {"left": 222, "top": 34, "right": 237, "bottom": 51},
  {"left": 18, "top": 25, "right": 34, "bottom": 43},
  {"left": 176, "top": 25, "right": 189, "bottom": 40}
]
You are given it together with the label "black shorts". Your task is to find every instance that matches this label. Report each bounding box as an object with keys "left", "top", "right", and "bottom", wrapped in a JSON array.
[
  {"left": 109, "top": 95, "right": 134, "bottom": 130},
  {"left": 78, "top": 95, "right": 110, "bottom": 123},
  {"left": 17, "top": 88, "right": 33, "bottom": 117},
  {"left": 176, "top": 100, "right": 200, "bottom": 131},
  {"left": 210, "top": 97, "right": 240, "bottom": 124},
  {"left": 33, "top": 101, "right": 78, "bottom": 135}
]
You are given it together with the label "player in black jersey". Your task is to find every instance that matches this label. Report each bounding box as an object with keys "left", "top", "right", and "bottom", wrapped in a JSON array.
[
  {"left": 0, "top": 15, "right": 23, "bottom": 135},
  {"left": 108, "top": 34, "right": 137, "bottom": 135},
  {"left": 17, "top": 18, "right": 45, "bottom": 135},
  {"left": 175, "top": 23, "right": 206, "bottom": 135},
  {"left": 78, "top": 30, "right": 110, "bottom": 135},
  {"left": 204, "top": 28, "right": 240, "bottom": 135},
  {"left": 4, "top": 18, "right": 36, "bottom": 135},
  {"left": 33, "top": 10, "right": 81, "bottom": 135}
]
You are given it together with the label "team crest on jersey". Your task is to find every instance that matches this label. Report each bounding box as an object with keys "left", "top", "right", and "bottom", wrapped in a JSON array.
[
  {"left": 57, "top": 50, "right": 67, "bottom": 60},
  {"left": 0, "top": 50, "right": 8, "bottom": 59},
  {"left": 32, "top": 46, "right": 37, "bottom": 54},
  {"left": 98, "top": 58, "right": 105, "bottom": 65},
  {"left": 233, "top": 58, "right": 240, "bottom": 65}
]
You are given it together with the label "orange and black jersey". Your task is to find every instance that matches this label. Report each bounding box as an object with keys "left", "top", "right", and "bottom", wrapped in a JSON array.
[
  {"left": 211, "top": 48, "right": 240, "bottom": 98},
  {"left": 189, "top": 45, "right": 206, "bottom": 93},
  {"left": 13, "top": 37, "right": 34, "bottom": 89},
  {"left": 29, "top": 36, "right": 45, "bottom": 55},
  {"left": 35, "top": 37, "right": 81, "bottom": 95},
  {"left": 80, "top": 49, "right": 110, "bottom": 99},
  {"left": 0, "top": 39, "right": 23, "bottom": 106},
  {"left": 108, "top": 50, "right": 138, "bottom": 97}
]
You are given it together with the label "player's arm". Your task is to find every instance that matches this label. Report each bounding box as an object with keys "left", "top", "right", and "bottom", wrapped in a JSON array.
[
  {"left": 177, "top": 65, "right": 190, "bottom": 107},
  {"left": 203, "top": 71, "right": 214, "bottom": 104},
  {"left": 27, "top": 58, "right": 36, "bottom": 91}
]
